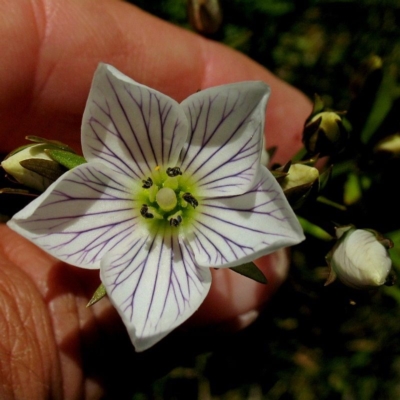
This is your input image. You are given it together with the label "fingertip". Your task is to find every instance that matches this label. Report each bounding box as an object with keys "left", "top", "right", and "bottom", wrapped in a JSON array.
[{"left": 189, "top": 249, "right": 289, "bottom": 327}]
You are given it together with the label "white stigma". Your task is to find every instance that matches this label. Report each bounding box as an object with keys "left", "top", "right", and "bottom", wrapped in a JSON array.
[{"left": 156, "top": 187, "right": 178, "bottom": 212}]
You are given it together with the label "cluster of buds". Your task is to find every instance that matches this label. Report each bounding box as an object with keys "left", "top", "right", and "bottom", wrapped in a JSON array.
[
  {"left": 303, "top": 94, "right": 349, "bottom": 157},
  {"left": 326, "top": 225, "right": 394, "bottom": 289}
]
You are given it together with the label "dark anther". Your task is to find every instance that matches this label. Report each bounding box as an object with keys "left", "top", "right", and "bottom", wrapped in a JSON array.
[
  {"left": 183, "top": 193, "right": 198, "bottom": 208},
  {"left": 142, "top": 177, "right": 153, "bottom": 189},
  {"left": 140, "top": 204, "right": 154, "bottom": 219},
  {"left": 166, "top": 167, "right": 182, "bottom": 177},
  {"left": 169, "top": 215, "right": 182, "bottom": 227}
]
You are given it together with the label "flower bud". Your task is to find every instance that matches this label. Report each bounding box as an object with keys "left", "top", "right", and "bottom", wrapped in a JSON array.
[
  {"left": 278, "top": 162, "right": 319, "bottom": 209},
  {"left": 326, "top": 225, "right": 393, "bottom": 289},
  {"left": 374, "top": 133, "right": 400, "bottom": 156},
  {"left": 187, "top": 0, "right": 222, "bottom": 35},
  {"left": 2, "top": 144, "right": 61, "bottom": 191},
  {"left": 303, "top": 95, "right": 349, "bottom": 156},
  {"left": 280, "top": 163, "right": 319, "bottom": 191}
]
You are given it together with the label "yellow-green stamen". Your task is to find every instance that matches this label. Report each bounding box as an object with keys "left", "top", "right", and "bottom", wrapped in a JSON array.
[{"left": 138, "top": 166, "right": 199, "bottom": 229}]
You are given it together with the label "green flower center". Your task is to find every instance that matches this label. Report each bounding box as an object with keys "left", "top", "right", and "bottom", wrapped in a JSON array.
[{"left": 137, "top": 166, "right": 199, "bottom": 230}]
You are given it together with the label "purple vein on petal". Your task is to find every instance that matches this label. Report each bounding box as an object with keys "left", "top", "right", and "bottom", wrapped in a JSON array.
[
  {"left": 181, "top": 91, "right": 240, "bottom": 171},
  {"left": 106, "top": 74, "right": 152, "bottom": 172},
  {"left": 179, "top": 100, "right": 204, "bottom": 163},
  {"left": 125, "top": 86, "right": 159, "bottom": 167},
  {"left": 110, "top": 235, "right": 153, "bottom": 322},
  {"left": 198, "top": 209, "right": 289, "bottom": 236},
  {"left": 142, "top": 232, "right": 165, "bottom": 333},
  {"left": 191, "top": 228, "right": 230, "bottom": 264},
  {"left": 88, "top": 91, "right": 145, "bottom": 177},
  {"left": 57, "top": 220, "right": 137, "bottom": 265},
  {"left": 194, "top": 220, "right": 254, "bottom": 251},
  {"left": 190, "top": 117, "right": 260, "bottom": 181},
  {"left": 167, "top": 118, "right": 184, "bottom": 163},
  {"left": 88, "top": 112, "right": 142, "bottom": 179}
]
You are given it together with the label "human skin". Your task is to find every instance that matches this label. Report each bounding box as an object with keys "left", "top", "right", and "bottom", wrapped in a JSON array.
[{"left": 0, "top": 0, "right": 311, "bottom": 398}]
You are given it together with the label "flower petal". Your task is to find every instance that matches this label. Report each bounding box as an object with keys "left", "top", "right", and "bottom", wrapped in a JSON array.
[
  {"left": 7, "top": 162, "right": 142, "bottom": 269},
  {"left": 100, "top": 232, "right": 211, "bottom": 351},
  {"left": 186, "top": 167, "right": 305, "bottom": 268},
  {"left": 82, "top": 64, "right": 188, "bottom": 179},
  {"left": 179, "top": 81, "right": 270, "bottom": 196}
]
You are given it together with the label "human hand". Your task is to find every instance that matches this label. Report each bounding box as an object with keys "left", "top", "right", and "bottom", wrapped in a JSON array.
[{"left": 0, "top": 0, "right": 310, "bottom": 398}]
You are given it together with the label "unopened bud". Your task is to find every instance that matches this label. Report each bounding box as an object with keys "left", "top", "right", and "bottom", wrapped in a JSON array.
[
  {"left": 278, "top": 162, "right": 319, "bottom": 209},
  {"left": 374, "top": 133, "right": 400, "bottom": 156},
  {"left": 326, "top": 226, "right": 393, "bottom": 289},
  {"left": 280, "top": 163, "right": 319, "bottom": 191},
  {"left": 187, "top": 0, "right": 222, "bottom": 35},
  {"left": 2, "top": 144, "right": 60, "bottom": 191},
  {"left": 303, "top": 95, "right": 349, "bottom": 156}
]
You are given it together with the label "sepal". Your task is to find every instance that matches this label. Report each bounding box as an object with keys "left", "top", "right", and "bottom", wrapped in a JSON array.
[{"left": 230, "top": 262, "right": 268, "bottom": 284}]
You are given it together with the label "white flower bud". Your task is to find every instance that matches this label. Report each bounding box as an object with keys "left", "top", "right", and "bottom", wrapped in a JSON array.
[
  {"left": 1, "top": 144, "right": 54, "bottom": 191},
  {"left": 280, "top": 163, "right": 319, "bottom": 191},
  {"left": 327, "top": 227, "right": 393, "bottom": 289}
]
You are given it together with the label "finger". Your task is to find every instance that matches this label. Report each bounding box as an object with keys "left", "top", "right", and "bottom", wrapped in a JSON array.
[
  {"left": 190, "top": 249, "right": 289, "bottom": 327},
  {"left": 0, "top": 225, "right": 128, "bottom": 398},
  {"left": 0, "top": 230, "right": 62, "bottom": 398},
  {"left": 1, "top": 0, "right": 310, "bottom": 162}
]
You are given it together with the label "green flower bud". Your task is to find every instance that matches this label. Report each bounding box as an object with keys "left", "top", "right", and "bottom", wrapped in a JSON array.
[
  {"left": 374, "top": 133, "right": 400, "bottom": 156},
  {"left": 1, "top": 144, "right": 61, "bottom": 191},
  {"left": 303, "top": 95, "right": 349, "bottom": 156},
  {"left": 326, "top": 225, "right": 394, "bottom": 289}
]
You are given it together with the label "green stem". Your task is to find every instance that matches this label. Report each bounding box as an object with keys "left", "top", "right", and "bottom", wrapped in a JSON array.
[{"left": 317, "top": 196, "right": 347, "bottom": 211}]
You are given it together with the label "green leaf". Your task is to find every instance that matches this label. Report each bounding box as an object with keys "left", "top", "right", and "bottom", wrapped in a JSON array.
[
  {"left": 230, "top": 262, "right": 268, "bottom": 284},
  {"left": 343, "top": 172, "right": 362, "bottom": 205},
  {"left": 0, "top": 188, "right": 37, "bottom": 196},
  {"left": 20, "top": 159, "right": 67, "bottom": 181},
  {"left": 318, "top": 165, "right": 333, "bottom": 191},
  {"left": 86, "top": 283, "right": 107, "bottom": 307},
  {"left": 361, "top": 66, "right": 400, "bottom": 144},
  {"left": 46, "top": 149, "right": 87, "bottom": 170},
  {"left": 26, "top": 135, "right": 77, "bottom": 153}
]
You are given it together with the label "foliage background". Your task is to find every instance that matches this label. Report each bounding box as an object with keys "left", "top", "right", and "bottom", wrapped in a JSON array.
[{"left": 119, "top": 1, "right": 400, "bottom": 399}]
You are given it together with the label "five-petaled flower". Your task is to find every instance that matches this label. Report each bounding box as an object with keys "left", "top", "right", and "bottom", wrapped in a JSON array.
[{"left": 8, "top": 64, "right": 304, "bottom": 351}]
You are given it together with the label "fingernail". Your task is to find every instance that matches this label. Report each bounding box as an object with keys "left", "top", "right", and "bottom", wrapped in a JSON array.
[{"left": 236, "top": 309, "right": 259, "bottom": 329}]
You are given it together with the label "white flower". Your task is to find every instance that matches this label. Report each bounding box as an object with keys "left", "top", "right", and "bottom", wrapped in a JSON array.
[
  {"left": 327, "top": 226, "right": 393, "bottom": 289},
  {"left": 7, "top": 64, "right": 304, "bottom": 351}
]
